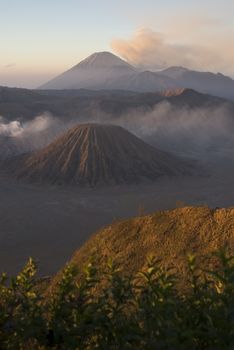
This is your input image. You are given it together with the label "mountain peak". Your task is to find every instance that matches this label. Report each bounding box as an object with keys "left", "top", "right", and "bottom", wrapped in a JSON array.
[
  {"left": 39, "top": 51, "right": 136, "bottom": 89},
  {"left": 15, "top": 123, "right": 192, "bottom": 186},
  {"left": 72, "top": 51, "right": 134, "bottom": 70}
]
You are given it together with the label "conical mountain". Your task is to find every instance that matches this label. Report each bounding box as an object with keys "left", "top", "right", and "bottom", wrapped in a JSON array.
[
  {"left": 40, "top": 52, "right": 136, "bottom": 90},
  {"left": 16, "top": 123, "right": 193, "bottom": 186},
  {"left": 72, "top": 51, "right": 134, "bottom": 69}
]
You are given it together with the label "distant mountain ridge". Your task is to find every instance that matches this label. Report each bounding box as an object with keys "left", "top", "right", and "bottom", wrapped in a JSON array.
[
  {"left": 40, "top": 51, "right": 234, "bottom": 100},
  {"left": 160, "top": 66, "right": 234, "bottom": 101}
]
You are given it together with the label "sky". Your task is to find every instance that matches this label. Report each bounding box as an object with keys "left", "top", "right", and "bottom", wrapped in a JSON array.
[{"left": 0, "top": 0, "right": 234, "bottom": 88}]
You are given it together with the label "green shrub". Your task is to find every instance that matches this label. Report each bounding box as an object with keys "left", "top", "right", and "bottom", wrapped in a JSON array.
[{"left": 0, "top": 249, "right": 234, "bottom": 349}]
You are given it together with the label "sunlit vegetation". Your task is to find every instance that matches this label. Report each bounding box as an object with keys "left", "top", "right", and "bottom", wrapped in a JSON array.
[{"left": 0, "top": 248, "right": 234, "bottom": 349}]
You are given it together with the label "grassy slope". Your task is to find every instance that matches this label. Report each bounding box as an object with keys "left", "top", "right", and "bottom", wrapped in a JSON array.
[{"left": 55, "top": 206, "right": 234, "bottom": 287}]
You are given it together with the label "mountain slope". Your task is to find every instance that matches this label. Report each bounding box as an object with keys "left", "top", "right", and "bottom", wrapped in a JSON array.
[
  {"left": 40, "top": 52, "right": 136, "bottom": 90},
  {"left": 59, "top": 206, "right": 234, "bottom": 286},
  {"left": 15, "top": 123, "right": 193, "bottom": 185},
  {"left": 161, "top": 67, "right": 234, "bottom": 100},
  {"left": 105, "top": 71, "right": 178, "bottom": 92}
]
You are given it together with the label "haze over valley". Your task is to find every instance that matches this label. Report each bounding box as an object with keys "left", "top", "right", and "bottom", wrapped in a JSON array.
[{"left": 1, "top": 49, "right": 234, "bottom": 275}]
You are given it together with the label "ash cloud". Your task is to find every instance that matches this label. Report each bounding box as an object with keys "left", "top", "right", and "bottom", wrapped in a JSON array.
[{"left": 111, "top": 27, "right": 234, "bottom": 76}]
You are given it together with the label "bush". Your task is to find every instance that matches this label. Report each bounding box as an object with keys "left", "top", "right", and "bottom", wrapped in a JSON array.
[{"left": 0, "top": 249, "right": 234, "bottom": 349}]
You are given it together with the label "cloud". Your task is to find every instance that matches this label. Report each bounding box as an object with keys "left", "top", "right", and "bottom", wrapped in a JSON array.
[
  {"left": 0, "top": 113, "right": 71, "bottom": 159},
  {"left": 113, "top": 101, "right": 234, "bottom": 158},
  {"left": 0, "top": 117, "right": 22, "bottom": 137},
  {"left": 0, "top": 114, "right": 60, "bottom": 138},
  {"left": 0, "top": 113, "right": 80, "bottom": 160},
  {"left": 111, "top": 24, "right": 234, "bottom": 76}
]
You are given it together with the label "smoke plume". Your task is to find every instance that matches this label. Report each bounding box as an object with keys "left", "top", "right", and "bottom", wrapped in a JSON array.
[{"left": 111, "top": 27, "right": 234, "bottom": 76}]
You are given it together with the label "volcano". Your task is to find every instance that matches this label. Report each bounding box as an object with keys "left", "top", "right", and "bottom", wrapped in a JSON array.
[
  {"left": 16, "top": 123, "right": 193, "bottom": 186},
  {"left": 39, "top": 51, "right": 234, "bottom": 100},
  {"left": 40, "top": 52, "right": 136, "bottom": 90}
]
